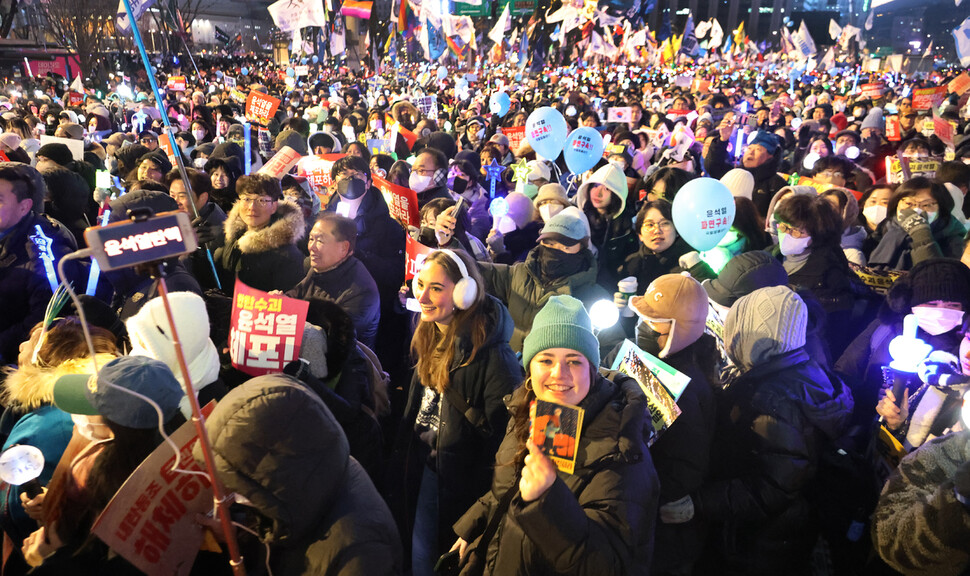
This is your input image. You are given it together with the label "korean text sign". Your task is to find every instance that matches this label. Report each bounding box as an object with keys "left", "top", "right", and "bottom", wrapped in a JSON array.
[
  {"left": 374, "top": 172, "right": 419, "bottom": 228},
  {"left": 229, "top": 280, "right": 308, "bottom": 376},
  {"left": 405, "top": 234, "right": 434, "bottom": 281},
  {"left": 92, "top": 404, "right": 215, "bottom": 576},
  {"left": 245, "top": 91, "right": 281, "bottom": 124}
]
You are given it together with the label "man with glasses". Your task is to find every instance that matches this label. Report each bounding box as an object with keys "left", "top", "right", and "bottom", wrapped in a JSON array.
[
  {"left": 0, "top": 162, "right": 79, "bottom": 364},
  {"left": 164, "top": 167, "right": 225, "bottom": 289},
  {"left": 213, "top": 173, "right": 305, "bottom": 293},
  {"left": 138, "top": 130, "right": 160, "bottom": 151},
  {"left": 409, "top": 148, "right": 452, "bottom": 208}
]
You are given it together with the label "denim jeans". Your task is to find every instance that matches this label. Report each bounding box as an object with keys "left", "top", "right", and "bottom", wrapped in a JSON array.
[{"left": 412, "top": 465, "right": 439, "bottom": 576}]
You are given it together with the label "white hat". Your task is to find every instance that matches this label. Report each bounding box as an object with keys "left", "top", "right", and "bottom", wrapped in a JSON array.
[{"left": 720, "top": 168, "right": 754, "bottom": 201}]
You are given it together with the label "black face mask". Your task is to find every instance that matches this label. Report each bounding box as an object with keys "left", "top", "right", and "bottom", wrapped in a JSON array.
[
  {"left": 536, "top": 245, "right": 586, "bottom": 281},
  {"left": 451, "top": 176, "right": 468, "bottom": 196},
  {"left": 418, "top": 226, "right": 437, "bottom": 246},
  {"left": 635, "top": 320, "right": 664, "bottom": 356},
  {"left": 336, "top": 177, "right": 366, "bottom": 200}
]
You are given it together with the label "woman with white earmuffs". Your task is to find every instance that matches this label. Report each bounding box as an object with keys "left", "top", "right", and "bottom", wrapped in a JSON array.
[{"left": 394, "top": 249, "right": 522, "bottom": 576}]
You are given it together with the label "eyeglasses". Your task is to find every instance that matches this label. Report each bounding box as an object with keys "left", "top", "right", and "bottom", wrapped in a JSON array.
[
  {"left": 238, "top": 197, "right": 276, "bottom": 207},
  {"left": 642, "top": 220, "right": 673, "bottom": 232},
  {"left": 899, "top": 198, "right": 938, "bottom": 211},
  {"left": 817, "top": 170, "right": 845, "bottom": 180},
  {"left": 776, "top": 222, "right": 809, "bottom": 238},
  {"left": 413, "top": 167, "right": 437, "bottom": 177},
  {"left": 140, "top": 137, "right": 156, "bottom": 143}
]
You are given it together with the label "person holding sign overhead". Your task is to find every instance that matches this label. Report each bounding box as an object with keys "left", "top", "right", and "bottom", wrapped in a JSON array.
[{"left": 450, "top": 295, "right": 660, "bottom": 576}]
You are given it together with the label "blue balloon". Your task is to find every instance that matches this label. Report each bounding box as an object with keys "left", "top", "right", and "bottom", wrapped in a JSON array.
[
  {"left": 563, "top": 127, "right": 604, "bottom": 175},
  {"left": 525, "top": 107, "right": 568, "bottom": 160},
  {"left": 241, "top": 67, "right": 249, "bottom": 76},
  {"left": 489, "top": 92, "right": 511, "bottom": 117},
  {"left": 437, "top": 65, "right": 448, "bottom": 80},
  {"left": 301, "top": 58, "right": 308, "bottom": 65},
  {"left": 312, "top": 55, "right": 319, "bottom": 64},
  {"left": 215, "top": 70, "right": 223, "bottom": 79},
  {"left": 671, "top": 178, "right": 736, "bottom": 252},
  {"left": 286, "top": 67, "right": 295, "bottom": 77}
]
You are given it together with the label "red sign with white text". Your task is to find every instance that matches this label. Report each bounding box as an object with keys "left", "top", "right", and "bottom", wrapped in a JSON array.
[
  {"left": 258, "top": 146, "right": 302, "bottom": 179},
  {"left": 67, "top": 92, "right": 84, "bottom": 107},
  {"left": 374, "top": 172, "right": 419, "bottom": 228},
  {"left": 245, "top": 91, "right": 281, "bottom": 124},
  {"left": 949, "top": 72, "right": 970, "bottom": 96},
  {"left": 166, "top": 76, "right": 187, "bottom": 92},
  {"left": 229, "top": 280, "right": 308, "bottom": 377},
  {"left": 886, "top": 115, "right": 901, "bottom": 141},
  {"left": 860, "top": 83, "right": 885, "bottom": 100},
  {"left": 297, "top": 153, "right": 346, "bottom": 192},
  {"left": 912, "top": 86, "right": 947, "bottom": 110},
  {"left": 499, "top": 125, "right": 526, "bottom": 152},
  {"left": 405, "top": 234, "right": 434, "bottom": 281}
]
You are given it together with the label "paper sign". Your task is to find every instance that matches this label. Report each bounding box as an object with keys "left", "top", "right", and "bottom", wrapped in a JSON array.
[
  {"left": 414, "top": 95, "right": 438, "bottom": 120},
  {"left": 166, "top": 76, "right": 187, "bottom": 92},
  {"left": 610, "top": 339, "right": 685, "bottom": 447},
  {"left": 366, "top": 139, "right": 391, "bottom": 156},
  {"left": 796, "top": 176, "right": 861, "bottom": 201},
  {"left": 156, "top": 135, "right": 179, "bottom": 169},
  {"left": 245, "top": 91, "right": 281, "bottom": 124},
  {"left": 374, "top": 172, "right": 419, "bottom": 228},
  {"left": 257, "top": 146, "right": 302, "bottom": 179},
  {"left": 886, "top": 115, "right": 901, "bottom": 141},
  {"left": 39, "top": 134, "right": 84, "bottom": 161},
  {"left": 229, "top": 279, "right": 308, "bottom": 377},
  {"left": 949, "top": 72, "right": 970, "bottom": 96},
  {"left": 405, "top": 234, "right": 433, "bottom": 281},
  {"left": 887, "top": 155, "right": 941, "bottom": 184},
  {"left": 297, "top": 153, "right": 345, "bottom": 192},
  {"left": 860, "top": 82, "right": 885, "bottom": 100},
  {"left": 92, "top": 404, "right": 216, "bottom": 576},
  {"left": 691, "top": 79, "right": 711, "bottom": 93},
  {"left": 294, "top": 65, "right": 309, "bottom": 77},
  {"left": 388, "top": 120, "right": 417, "bottom": 150},
  {"left": 223, "top": 76, "right": 236, "bottom": 88},
  {"left": 607, "top": 106, "right": 632, "bottom": 123},
  {"left": 912, "top": 86, "right": 947, "bottom": 110},
  {"left": 530, "top": 399, "right": 584, "bottom": 475},
  {"left": 499, "top": 125, "right": 526, "bottom": 152},
  {"left": 67, "top": 92, "right": 84, "bottom": 107},
  {"left": 934, "top": 114, "right": 955, "bottom": 149}
]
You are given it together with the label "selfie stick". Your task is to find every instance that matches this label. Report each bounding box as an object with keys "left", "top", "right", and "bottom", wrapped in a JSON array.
[
  {"left": 122, "top": 0, "right": 221, "bottom": 290},
  {"left": 120, "top": 2, "right": 240, "bottom": 572}
]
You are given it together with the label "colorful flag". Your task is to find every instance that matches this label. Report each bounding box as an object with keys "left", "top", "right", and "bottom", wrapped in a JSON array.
[{"left": 954, "top": 16, "right": 970, "bottom": 67}]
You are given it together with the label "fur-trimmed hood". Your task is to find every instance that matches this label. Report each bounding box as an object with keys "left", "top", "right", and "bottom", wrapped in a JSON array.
[
  {"left": 2, "top": 354, "right": 116, "bottom": 410},
  {"left": 224, "top": 199, "right": 306, "bottom": 254}
]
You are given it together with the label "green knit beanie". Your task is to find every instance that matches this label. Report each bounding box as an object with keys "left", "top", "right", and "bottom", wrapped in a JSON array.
[{"left": 522, "top": 295, "right": 600, "bottom": 369}]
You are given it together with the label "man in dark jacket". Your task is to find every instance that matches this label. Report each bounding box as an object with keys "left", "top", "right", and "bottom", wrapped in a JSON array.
[
  {"left": 287, "top": 213, "right": 380, "bottom": 349},
  {"left": 409, "top": 148, "right": 453, "bottom": 209},
  {"left": 704, "top": 129, "right": 786, "bottom": 216},
  {"left": 0, "top": 163, "right": 79, "bottom": 364},
  {"left": 195, "top": 374, "right": 402, "bottom": 575},
  {"left": 164, "top": 167, "right": 225, "bottom": 290}
]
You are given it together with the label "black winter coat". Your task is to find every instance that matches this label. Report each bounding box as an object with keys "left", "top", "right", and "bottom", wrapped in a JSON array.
[
  {"left": 453, "top": 371, "right": 660, "bottom": 576},
  {"left": 397, "top": 296, "right": 522, "bottom": 558},
  {"left": 214, "top": 200, "right": 306, "bottom": 293},
  {"left": 618, "top": 238, "right": 716, "bottom": 292}
]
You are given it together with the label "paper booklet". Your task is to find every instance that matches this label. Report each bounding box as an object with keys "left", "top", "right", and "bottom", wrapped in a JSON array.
[{"left": 530, "top": 399, "right": 584, "bottom": 475}]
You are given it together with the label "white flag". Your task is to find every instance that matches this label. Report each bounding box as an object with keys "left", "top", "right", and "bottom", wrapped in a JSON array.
[
  {"left": 797, "top": 20, "right": 816, "bottom": 57},
  {"left": 865, "top": 11, "right": 874, "bottom": 30},
  {"left": 828, "top": 19, "right": 842, "bottom": 40},
  {"left": 488, "top": 3, "right": 510, "bottom": 46},
  {"left": 839, "top": 24, "right": 860, "bottom": 50},
  {"left": 708, "top": 19, "right": 723, "bottom": 51},
  {"left": 116, "top": 0, "right": 155, "bottom": 34},
  {"left": 70, "top": 74, "right": 84, "bottom": 93},
  {"left": 695, "top": 19, "right": 711, "bottom": 39},
  {"left": 819, "top": 47, "right": 835, "bottom": 70},
  {"left": 954, "top": 16, "right": 970, "bottom": 67}
]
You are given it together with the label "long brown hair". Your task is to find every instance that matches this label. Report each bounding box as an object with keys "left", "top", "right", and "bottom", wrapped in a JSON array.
[{"left": 410, "top": 250, "right": 488, "bottom": 393}]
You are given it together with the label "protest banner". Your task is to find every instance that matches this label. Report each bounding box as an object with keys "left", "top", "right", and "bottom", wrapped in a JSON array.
[
  {"left": 257, "top": 146, "right": 302, "bottom": 179},
  {"left": 405, "top": 234, "right": 434, "bottom": 281},
  {"left": 166, "top": 76, "right": 187, "bottom": 92},
  {"left": 499, "top": 125, "right": 526, "bottom": 151},
  {"left": 610, "top": 340, "right": 686, "bottom": 446},
  {"left": 859, "top": 82, "right": 885, "bottom": 100},
  {"left": 912, "top": 86, "right": 947, "bottom": 110},
  {"left": 156, "top": 136, "right": 179, "bottom": 169},
  {"left": 223, "top": 76, "right": 236, "bottom": 88},
  {"left": 949, "top": 72, "right": 970, "bottom": 96},
  {"left": 366, "top": 139, "right": 391, "bottom": 156},
  {"left": 414, "top": 95, "right": 438, "bottom": 120},
  {"left": 294, "top": 65, "right": 309, "bottom": 77},
  {"left": 297, "top": 153, "right": 345, "bottom": 192},
  {"left": 229, "top": 280, "right": 309, "bottom": 376},
  {"left": 92, "top": 404, "right": 216, "bottom": 576},
  {"left": 796, "top": 176, "right": 862, "bottom": 201},
  {"left": 934, "top": 113, "right": 955, "bottom": 149},
  {"left": 691, "top": 78, "right": 711, "bottom": 93},
  {"left": 374, "top": 172, "right": 419, "bottom": 228},
  {"left": 67, "top": 92, "right": 85, "bottom": 107},
  {"left": 245, "top": 91, "right": 281, "bottom": 124}
]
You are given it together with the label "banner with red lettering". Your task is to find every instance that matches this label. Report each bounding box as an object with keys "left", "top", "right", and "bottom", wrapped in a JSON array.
[
  {"left": 258, "top": 146, "right": 302, "bottom": 178},
  {"left": 166, "top": 76, "right": 187, "bottom": 92},
  {"left": 229, "top": 280, "right": 308, "bottom": 377},
  {"left": 67, "top": 92, "right": 84, "bottom": 107},
  {"left": 949, "top": 72, "right": 970, "bottom": 96},
  {"left": 405, "top": 234, "right": 434, "bottom": 281},
  {"left": 245, "top": 91, "right": 281, "bottom": 124},
  {"left": 860, "top": 83, "right": 885, "bottom": 100},
  {"left": 912, "top": 86, "right": 947, "bottom": 111},
  {"left": 92, "top": 404, "right": 216, "bottom": 576},
  {"left": 374, "top": 172, "right": 419, "bottom": 228},
  {"left": 297, "top": 153, "right": 345, "bottom": 192},
  {"left": 499, "top": 126, "right": 526, "bottom": 152}
]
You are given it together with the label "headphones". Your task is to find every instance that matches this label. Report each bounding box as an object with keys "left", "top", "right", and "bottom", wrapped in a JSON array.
[{"left": 437, "top": 249, "right": 478, "bottom": 310}]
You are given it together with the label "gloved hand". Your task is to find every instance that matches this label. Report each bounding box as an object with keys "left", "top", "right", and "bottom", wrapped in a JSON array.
[
  {"left": 659, "top": 495, "right": 695, "bottom": 524},
  {"left": 486, "top": 229, "right": 505, "bottom": 255},
  {"left": 918, "top": 351, "right": 961, "bottom": 385},
  {"left": 679, "top": 251, "right": 702, "bottom": 270},
  {"left": 898, "top": 208, "right": 933, "bottom": 243},
  {"left": 193, "top": 218, "right": 222, "bottom": 245},
  {"left": 613, "top": 291, "right": 630, "bottom": 311}
]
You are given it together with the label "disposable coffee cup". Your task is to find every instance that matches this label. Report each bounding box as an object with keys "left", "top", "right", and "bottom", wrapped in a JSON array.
[{"left": 617, "top": 277, "right": 638, "bottom": 317}]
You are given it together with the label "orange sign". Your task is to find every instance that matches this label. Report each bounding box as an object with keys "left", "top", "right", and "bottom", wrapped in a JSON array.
[
  {"left": 949, "top": 72, "right": 970, "bottom": 96},
  {"left": 245, "top": 91, "right": 281, "bottom": 124},
  {"left": 258, "top": 146, "right": 303, "bottom": 179},
  {"left": 166, "top": 76, "right": 187, "bottom": 92},
  {"left": 912, "top": 86, "right": 947, "bottom": 111}
]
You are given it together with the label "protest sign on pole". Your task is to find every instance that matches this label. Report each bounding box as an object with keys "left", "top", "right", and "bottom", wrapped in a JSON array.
[
  {"left": 244, "top": 91, "right": 281, "bottom": 125},
  {"left": 229, "top": 280, "right": 309, "bottom": 377},
  {"left": 374, "top": 172, "right": 420, "bottom": 228},
  {"left": 297, "top": 153, "right": 346, "bottom": 193},
  {"left": 257, "top": 146, "right": 303, "bottom": 179},
  {"left": 405, "top": 234, "right": 434, "bottom": 281}
]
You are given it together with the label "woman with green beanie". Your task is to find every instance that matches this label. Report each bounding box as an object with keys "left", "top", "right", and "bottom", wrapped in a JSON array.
[{"left": 450, "top": 295, "right": 660, "bottom": 576}]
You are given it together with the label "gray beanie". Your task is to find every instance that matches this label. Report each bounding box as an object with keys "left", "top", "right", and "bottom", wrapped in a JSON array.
[
  {"left": 724, "top": 286, "right": 806, "bottom": 371},
  {"left": 861, "top": 107, "right": 885, "bottom": 132}
]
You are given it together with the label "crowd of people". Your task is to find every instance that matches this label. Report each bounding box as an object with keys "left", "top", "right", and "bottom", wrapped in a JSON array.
[{"left": 1, "top": 53, "right": 970, "bottom": 575}]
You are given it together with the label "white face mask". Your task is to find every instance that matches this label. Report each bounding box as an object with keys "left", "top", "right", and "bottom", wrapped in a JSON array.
[
  {"left": 539, "top": 203, "right": 563, "bottom": 222},
  {"left": 72, "top": 414, "right": 113, "bottom": 442},
  {"left": 409, "top": 172, "right": 434, "bottom": 193},
  {"left": 911, "top": 305, "right": 965, "bottom": 336},
  {"left": 192, "top": 129, "right": 206, "bottom": 141},
  {"left": 926, "top": 211, "right": 939, "bottom": 224},
  {"left": 193, "top": 157, "right": 207, "bottom": 169},
  {"left": 863, "top": 204, "right": 887, "bottom": 227},
  {"left": 779, "top": 232, "right": 812, "bottom": 256},
  {"left": 342, "top": 126, "right": 355, "bottom": 141}
]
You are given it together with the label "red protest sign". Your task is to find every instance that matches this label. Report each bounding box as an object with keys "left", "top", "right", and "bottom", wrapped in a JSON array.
[
  {"left": 166, "top": 76, "right": 187, "bottom": 92},
  {"left": 885, "top": 115, "right": 901, "bottom": 141},
  {"left": 245, "top": 91, "right": 281, "bottom": 124},
  {"left": 229, "top": 280, "right": 308, "bottom": 377},
  {"left": 859, "top": 83, "right": 885, "bottom": 100},
  {"left": 374, "top": 172, "right": 419, "bottom": 228},
  {"left": 297, "top": 153, "right": 345, "bottom": 192},
  {"left": 933, "top": 113, "right": 955, "bottom": 149},
  {"left": 691, "top": 79, "right": 711, "bottom": 93},
  {"left": 500, "top": 125, "right": 526, "bottom": 152},
  {"left": 949, "top": 72, "right": 970, "bottom": 96},
  {"left": 67, "top": 92, "right": 84, "bottom": 107},
  {"left": 92, "top": 404, "right": 216, "bottom": 576},
  {"left": 912, "top": 86, "right": 947, "bottom": 111},
  {"left": 258, "top": 146, "right": 303, "bottom": 179},
  {"left": 405, "top": 234, "right": 434, "bottom": 281},
  {"left": 156, "top": 136, "right": 179, "bottom": 169}
]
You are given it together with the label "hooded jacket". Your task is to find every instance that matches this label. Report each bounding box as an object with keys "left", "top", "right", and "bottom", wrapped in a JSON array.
[
  {"left": 576, "top": 164, "right": 637, "bottom": 289},
  {"left": 215, "top": 199, "right": 306, "bottom": 293},
  {"left": 196, "top": 374, "right": 401, "bottom": 575},
  {"left": 695, "top": 288, "right": 854, "bottom": 574},
  {"left": 453, "top": 371, "right": 660, "bottom": 576},
  {"left": 868, "top": 215, "right": 966, "bottom": 272},
  {"left": 397, "top": 295, "right": 521, "bottom": 557}
]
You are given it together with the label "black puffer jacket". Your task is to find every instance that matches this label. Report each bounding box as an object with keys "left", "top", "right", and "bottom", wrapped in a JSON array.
[
  {"left": 196, "top": 374, "right": 402, "bottom": 575},
  {"left": 396, "top": 295, "right": 522, "bottom": 558},
  {"left": 453, "top": 371, "right": 660, "bottom": 576},
  {"left": 618, "top": 238, "right": 716, "bottom": 292},
  {"left": 214, "top": 199, "right": 306, "bottom": 293},
  {"left": 0, "top": 212, "right": 78, "bottom": 363}
]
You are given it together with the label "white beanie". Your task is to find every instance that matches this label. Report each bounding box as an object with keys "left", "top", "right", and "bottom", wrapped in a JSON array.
[
  {"left": 720, "top": 168, "right": 754, "bottom": 201},
  {"left": 125, "top": 292, "right": 220, "bottom": 417}
]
